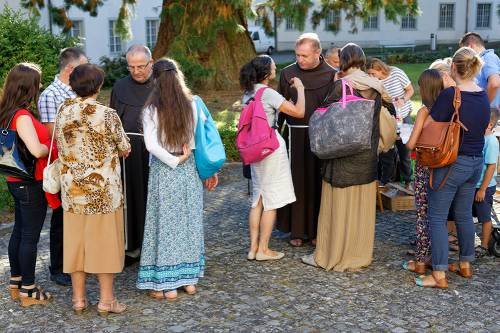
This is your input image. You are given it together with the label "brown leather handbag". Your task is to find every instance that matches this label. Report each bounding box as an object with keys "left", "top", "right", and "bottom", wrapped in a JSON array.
[{"left": 415, "top": 87, "right": 468, "bottom": 189}]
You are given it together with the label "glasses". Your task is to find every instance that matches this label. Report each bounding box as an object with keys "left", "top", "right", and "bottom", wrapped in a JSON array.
[{"left": 127, "top": 61, "right": 151, "bottom": 71}]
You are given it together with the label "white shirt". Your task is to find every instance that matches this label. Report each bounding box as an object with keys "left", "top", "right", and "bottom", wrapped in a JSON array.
[{"left": 143, "top": 100, "right": 203, "bottom": 169}]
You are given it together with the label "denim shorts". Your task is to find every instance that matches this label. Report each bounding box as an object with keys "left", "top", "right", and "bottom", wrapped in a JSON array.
[{"left": 472, "top": 185, "right": 496, "bottom": 223}]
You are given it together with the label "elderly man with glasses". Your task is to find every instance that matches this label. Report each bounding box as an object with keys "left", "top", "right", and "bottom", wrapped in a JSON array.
[{"left": 110, "top": 44, "right": 154, "bottom": 265}]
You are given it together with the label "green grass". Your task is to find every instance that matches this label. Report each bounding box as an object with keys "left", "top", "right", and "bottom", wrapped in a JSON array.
[{"left": 0, "top": 177, "right": 14, "bottom": 212}]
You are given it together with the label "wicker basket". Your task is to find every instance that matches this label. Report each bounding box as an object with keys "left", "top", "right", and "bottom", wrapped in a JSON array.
[{"left": 379, "top": 183, "right": 415, "bottom": 212}]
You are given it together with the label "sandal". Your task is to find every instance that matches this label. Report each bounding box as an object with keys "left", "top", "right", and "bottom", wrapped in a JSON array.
[
  {"left": 9, "top": 278, "right": 22, "bottom": 300},
  {"left": 448, "top": 262, "right": 473, "bottom": 278},
  {"left": 19, "top": 286, "right": 52, "bottom": 307},
  {"left": 415, "top": 274, "right": 448, "bottom": 289},
  {"left": 97, "top": 298, "right": 126, "bottom": 317},
  {"left": 402, "top": 260, "right": 430, "bottom": 274},
  {"left": 289, "top": 239, "right": 303, "bottom": 247},
  {"left": 148, "top": 290, "right": 177, "bottom": 301},
  {"left": 72, "top": 298, "right": 88, "bottom": 315},
  {"left": 183, "top": 285, "right": 196, "bottom": 295}
]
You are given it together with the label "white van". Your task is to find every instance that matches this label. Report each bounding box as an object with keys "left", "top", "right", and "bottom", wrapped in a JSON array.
[{"left": 248, "top": 27, "right": 275, "bottom": 55}]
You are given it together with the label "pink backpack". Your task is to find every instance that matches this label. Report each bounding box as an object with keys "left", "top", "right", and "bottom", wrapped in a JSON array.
[{"left": 237, "top": 87, "right": 279, "bottom": 165}]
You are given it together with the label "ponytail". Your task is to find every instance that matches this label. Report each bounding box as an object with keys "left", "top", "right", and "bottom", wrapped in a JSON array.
[
  {"left": 452, "top": 47, "right": 483, "bottom": 80},
  {"left": 239, "top": 55, "right": 274, "bottom": 93}
]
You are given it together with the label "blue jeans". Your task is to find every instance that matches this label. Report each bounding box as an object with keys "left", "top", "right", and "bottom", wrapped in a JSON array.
[
  {"left": 427, "top": 155, "right": 483, "bottom": 271},
  {"left": 7, "top": 181, "right": 47, "bottom": 285}
]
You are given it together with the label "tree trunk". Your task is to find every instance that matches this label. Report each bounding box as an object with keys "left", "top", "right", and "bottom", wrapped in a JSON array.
[{"left": 152, "top": 1, "right": 256, "bottom": 90}]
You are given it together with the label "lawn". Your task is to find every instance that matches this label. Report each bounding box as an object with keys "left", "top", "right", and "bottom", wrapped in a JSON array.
[{"left": 0, "top": 62, "right": 430, "bottom": 215}]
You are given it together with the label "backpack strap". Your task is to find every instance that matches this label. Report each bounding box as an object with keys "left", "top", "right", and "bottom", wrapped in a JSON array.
[{"left": 254, "top": 86, "right": 268, "bottom": 101}]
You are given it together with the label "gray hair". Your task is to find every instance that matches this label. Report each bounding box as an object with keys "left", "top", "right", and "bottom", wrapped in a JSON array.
[
  {"left": 325, "top": 47, "right": 340, "bottom": 58},
  {"left": 126, "top": 44, "right": 152, "bottom": 60}
]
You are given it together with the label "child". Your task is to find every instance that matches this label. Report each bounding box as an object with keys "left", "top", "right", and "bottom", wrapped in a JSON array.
[
  {"left": 473, "top": 107, "right": 500, "bottom": 257},
  {"left": 403, "top": 69, "right": 444, "bottom": 273},
  {"left": 367, "top": 58, "right": 414, "bottom": 188}
]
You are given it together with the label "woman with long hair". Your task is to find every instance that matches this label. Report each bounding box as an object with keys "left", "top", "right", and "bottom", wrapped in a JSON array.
[
  {"left": 0, "top": 63, "right": 52, "bottom": 306},
  {"left": 404, "top": 69, "right": 444, "bottom": 274},
  {"left": 416, "top": 47, "right": 490, "bottom": 288},
  {"left": 239, "top": 55, "right": 305, "bottom": 261},
  {"left": 137, "top": 58, "right": 218, "bottom": 300}
]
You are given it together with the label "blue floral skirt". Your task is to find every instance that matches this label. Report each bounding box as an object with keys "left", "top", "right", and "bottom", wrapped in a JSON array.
[{"left": 137, "top": 155, "right": 204, "bottom": 291}]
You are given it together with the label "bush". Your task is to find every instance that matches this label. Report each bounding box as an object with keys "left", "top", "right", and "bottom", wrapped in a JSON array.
[
  {"left": 99, "top": 55, "right": 129, "bottom": 88},
  {"left": 212, "top": 110, "right": 239, "bottom": 161},
  {"left": 0, "top": 177, "right": 14, "bottom": 212},
  {"left": 0, "top": 7, "right": 77, "bottom": 88}
]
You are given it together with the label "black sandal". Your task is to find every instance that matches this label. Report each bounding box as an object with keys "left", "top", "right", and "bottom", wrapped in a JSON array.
[
  {"left": 19, "top": 286, "right": 52, "bottom": 307},
  {"left": 9, "top": 279, "right": 22, "bottom": 300}
]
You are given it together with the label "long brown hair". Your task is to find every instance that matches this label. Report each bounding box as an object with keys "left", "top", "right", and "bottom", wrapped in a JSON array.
[
  {"left": 0, "top": 63, "right": 41, "bottom": 126},
  {"left": 144, "top": 58, "right": 193, "bottom": 150},
  {"left": 418, "top": 69, "right": 443, "bottom": 109}
]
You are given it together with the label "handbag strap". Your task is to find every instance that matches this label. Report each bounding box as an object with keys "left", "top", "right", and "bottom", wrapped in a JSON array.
[
  {"left": 341, "top": 79, "right": 355, "bottom": 108},
  {"left": 452, "top": 87, "right": 468, "bottom": 131},
  {"left": 1, "top": 110, "right": 20, "bottom": 135},
  {"left": 47, "top": 110, "right": 59, "bottom": 164}
]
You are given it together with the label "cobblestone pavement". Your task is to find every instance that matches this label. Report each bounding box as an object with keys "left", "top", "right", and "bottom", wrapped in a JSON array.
[{"left": 0, "top": 164, "right": 499, "bottom": 332}]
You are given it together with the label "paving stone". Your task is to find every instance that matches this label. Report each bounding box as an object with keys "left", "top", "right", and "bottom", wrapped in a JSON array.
[{"left": 0, "top": 163, "right": 499, "bottom": 332}]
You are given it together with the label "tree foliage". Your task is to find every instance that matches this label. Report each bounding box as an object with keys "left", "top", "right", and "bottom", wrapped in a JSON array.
[
  {"left": 0, "top": 7, "right": 76, "bottom": 88},
  {"left": 21, "top": 0, "right": 420, "bottom": 88}
]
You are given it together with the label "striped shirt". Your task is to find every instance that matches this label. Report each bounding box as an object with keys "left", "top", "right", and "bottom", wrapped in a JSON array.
[
  {"left": 38, "top": 75, "right": 76, "bottom": 123},
  {"left": 381, "top": 67, "right": 412, "bottom": 119}
]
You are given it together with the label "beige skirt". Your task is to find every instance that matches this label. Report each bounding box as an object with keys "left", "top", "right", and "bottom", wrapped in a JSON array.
[
  {"left": 314, "top": 181, "right": 377, "bottom": 272},
  {"left": 63, "top": 208, "right": 125, "bottom": 274}
]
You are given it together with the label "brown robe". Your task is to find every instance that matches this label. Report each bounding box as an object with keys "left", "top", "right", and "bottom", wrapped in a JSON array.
[{"left": 277, "top": 58, "right": 336, "bottom": 240}]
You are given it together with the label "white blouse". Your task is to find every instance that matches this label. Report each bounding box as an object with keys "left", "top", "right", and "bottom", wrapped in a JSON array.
[{"left": 143, "top": 100, "right": 203, "bottom": 169}]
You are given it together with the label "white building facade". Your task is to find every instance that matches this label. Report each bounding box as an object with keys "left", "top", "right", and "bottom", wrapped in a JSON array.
[
  {"left": 274, "top": 0, "right": 500, "bottom": 50},
  {"left": 1, "top": 0, "right": 499, "bottom": 61}
]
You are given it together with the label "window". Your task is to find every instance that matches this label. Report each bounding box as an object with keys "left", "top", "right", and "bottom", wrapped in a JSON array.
[
  {"left": 146, "top": 19, "right": 159, "bottom": 49},
  {"left": 401, "top": 14, "right": 417, "bottom": 30},
  {"left": 438, "top": 3, "right": 454, "bottom": 29},
  {"left": 476, "top": 3, "right": 491, "bottom": 28},
  {"left": 252, "top": 31, "right": 260, "bottom": 41},
  {"left": 108, "top": 20, "right": 122, "bottom": 54},
  {"left": 285, "top": 17, "right": 296, "bottom": 31},
  {"left": 324, "top": 10, "right": 341, "bottom": 31},
  {"left": 363, "top": 14, "right": 379, "bottom": 30},
  {"left": 69, "top": 20, "right": 84, "bottom": 40}
]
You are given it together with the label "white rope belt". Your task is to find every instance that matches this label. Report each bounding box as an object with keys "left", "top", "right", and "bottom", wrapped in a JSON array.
[{"left": 286, "top": 123, "right": 309, "bottom": 163}]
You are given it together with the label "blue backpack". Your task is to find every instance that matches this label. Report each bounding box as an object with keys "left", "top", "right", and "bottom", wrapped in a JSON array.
[{"left": 193, "top": 96, "right": 226, "bottom": 180}]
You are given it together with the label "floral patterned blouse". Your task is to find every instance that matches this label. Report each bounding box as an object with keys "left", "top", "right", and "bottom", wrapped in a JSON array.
[{"left": 55, "top": 97, "right": 131, "bottom": 215}]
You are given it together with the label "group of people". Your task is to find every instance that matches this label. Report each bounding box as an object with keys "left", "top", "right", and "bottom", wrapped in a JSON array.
[
  {"left": 240, "top": 31, "right": 499, "bottom": 287},
  {"left": 1, "top": 29, "right": 499, "bottom": 315},
  {"left": 2, "top": 45, "right": 216, "bottom": 313}
]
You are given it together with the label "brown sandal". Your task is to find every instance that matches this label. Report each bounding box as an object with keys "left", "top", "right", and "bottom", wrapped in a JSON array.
[
  {"left": 448, "top": 262, "right": 473, "bottom": 278},
  {"left": 97, "top": 298, "right": 126, "bottom": 317},
  {"left": 149, "top": 290, "right": 178, "bottom": 301},
  {"left": 19, "top": 286, "right": 52, "bottom": 307},
  {"left": 9, "top": 278, "right": 22, "bottom": 300}
]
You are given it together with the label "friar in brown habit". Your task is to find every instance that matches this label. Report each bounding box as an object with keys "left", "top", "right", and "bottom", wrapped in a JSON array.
[{"left": 277, "top": 33, "right": 336, "bottom": 247}]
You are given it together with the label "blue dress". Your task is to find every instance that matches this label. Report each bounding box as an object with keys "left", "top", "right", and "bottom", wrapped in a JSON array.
[{"left": 137, "top": 155, "right": 204, "bottom": 290}]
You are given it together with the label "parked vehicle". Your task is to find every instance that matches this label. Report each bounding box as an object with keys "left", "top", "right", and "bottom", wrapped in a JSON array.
[{"left": 248, "top": 27, "right": 275, "bottom": 55}]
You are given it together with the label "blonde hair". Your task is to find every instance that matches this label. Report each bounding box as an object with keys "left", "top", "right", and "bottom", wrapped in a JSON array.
[
  {"left": 295, "top": 33, "right": 321, "bottom": 51},
  {"left": 452, "top": 47, "right": 483, "bottom": 80},
  {"left": 366, "top": 57, "right": 390, "bottom": 76},
  {"left": 429, "top": 57, "right": 452, "bottom": 75}
]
